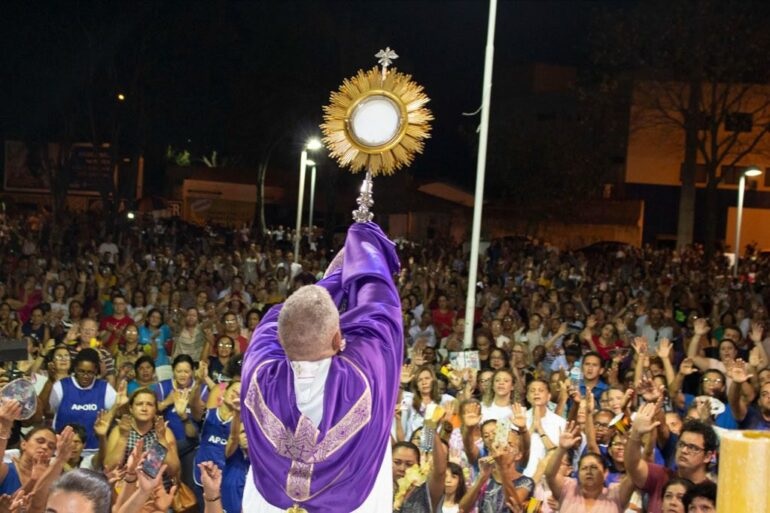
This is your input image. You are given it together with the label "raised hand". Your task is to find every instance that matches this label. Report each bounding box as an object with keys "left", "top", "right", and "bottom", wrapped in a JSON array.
[
  {"left": 749, "top": 322, "right": 764, "bottom": 344},
  {"left": 728, "top": 359, "right": 754, "bottom": 384},
  {"left": 749, "top": 346, "right": 767, "bottom": 370},
  {"left": 94, "top": 410, "right": 113, "bottom": 437},
  {"left": 632, "top": 337, "right": 648, "bottom": 355},
  {"left": 461, "top": 402, "right": 482, "bottom": 428},
  {"left": 400, "top": 364, "right": 415, "bottom": 386},
  {"left": 478, "top": 455, "right": 495, "bottom": 477},
  {"left": 656, "top": 338, "right": 672, "bottom": 360},
  {"left": 629, "top": 402, "right": 661, "bottom": 436},
  {"left": 104, "top": 465, "right": 125, "bottom": 486},
  {"left": 30, "top": 455, "right": 50, "bottom": 482},
  {"left": 615, "top": 318, "right": 627, "bottom": 336},
  {"left": 0, "top": 399, "right": 22, "bottom": 430},
  {"left": 153, "top": 482, "right": 177, "bottom": 512},
  {"left": 679, "top": 358, "right": 698, "bottom": 376},
  {"left": 126, "top": 439, "right": 145, "bottom": 475},
  {"left": 693, "top": 318, "right": 709, "bottom": 337},
  {"left": 558, "top": 421, "right": 582, "bottom": 449},
  {"left": 511, "top": 403, "right": 528, "bottom": 431},
  {"left": 174, "top": 388, "right": 191, "bottom": 416},
  {"left": 55, "top": 425, "right": 75, "bottom": 463},
  {"left": 154, "top": 416, "right": 168, "bottom": 440},
  {"left": 636, "top": 374, "right": 658, "bottom": 399},
  {"left": 197, "top": 360, "right": 209, "bottom": 383},
  {"left": 117, "top": 414, "right": 133, "bottom": 436},
  {"left": 586, "top": 315, "right": 597, "bottom": 329},
  {"left": 138, "top": 461, "right": 167, "bottom": 493},
  {"left": 198, "top": 461, "right": 223, "bottom": 499},
  {"left": 115, "top": 380, "right": 129, "bottom": 408},
  {"left": 584, "top": 388, "right": 595, "bottom": 414}
]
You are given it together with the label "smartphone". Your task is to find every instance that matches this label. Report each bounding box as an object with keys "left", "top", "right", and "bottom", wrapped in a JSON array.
[
  {"left": 494, "top": 418, "right": 511, "bottom": 448},
  {"left": 141, "top": 442, "right": 167, "bottom": 478}
]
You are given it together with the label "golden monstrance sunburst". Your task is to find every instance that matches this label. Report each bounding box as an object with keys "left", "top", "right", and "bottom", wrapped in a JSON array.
[{"left": 321, "top": 48, "right": 433, "bottom": 222}]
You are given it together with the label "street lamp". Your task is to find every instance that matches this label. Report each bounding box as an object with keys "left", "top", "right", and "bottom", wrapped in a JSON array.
[
  {"left": 307, "top": 161, "right": 317, "bottom": 241},
  {"left": 295, "top": 138, "right": 322, "bottom": 262},
  {"left": 734, "top": 166, "right": 763, "bottom": 277}
]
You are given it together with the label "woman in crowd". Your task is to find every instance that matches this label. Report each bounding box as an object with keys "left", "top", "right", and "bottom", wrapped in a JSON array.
[
  {"left": 48, "top": 349, "right": 117, "bottom": 452},
  {"left": 46, "top": 468, "right": 112, "bottom": 513},
  {"left": 127, "top": 355, "right": 157, "bottom": 395},
  {"left": 222, "top": 387, "right": 249, "bottom": 513},
  {"left": 481, "top": 368, "right": 515, "bottom": 421},
  {"left": 0, "top": 302, "right": 19, "bottom": 338},
  {"left": 128, "top": 289, "right": 150, "bottom": 326},
  {"left": 440, "top": 461, "right": 467, "bottom": 513},
  {"left": 192, "top": 380, "right": 240, "bottom": 505},
  {"left": 488, "top": 347, "right": 508, "bottom": 371},
  {"left": 19, "top": 305, "right": 50, "bottom": 343},
  {"left": 114, "top": 324, "right": 144, "bottom": 376},
  {"left": 138, "top": 308, "right": 172, "bottom": 380},
  {"left": 661, "top": 477, "right": 694, "bottom": 513},
  {"left": 203, "top": 335, "right": 236, "bottom": 384},
  {"left": 103, "top": 387, "right": 180, "bottom": 483},
  {"left": 546, "top": 422, "right": 635, "bottom": 513},
  {"left": 401, "top": 366, "right": 453, "bottom": 442},
  {"left": 156, "top": 354, "right": 200, "bottom": 489}
]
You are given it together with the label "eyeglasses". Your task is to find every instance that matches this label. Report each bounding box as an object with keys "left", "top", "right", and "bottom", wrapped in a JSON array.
[
  {"left": 219, "top": 343, "right": 234, "bottom": 348},
  {"left": 677, "top": 441, "right": 705, "bottom": 453},
  {"left": 610, "top": 441, "right": 626, "bottom": 447},
  {"left": 702, "top": 378, "right": 723, "bottom": 384},
  {"left": 54, "top": 355, "right": 70, "bottom": 361},
  {"left": 75, "top": 368, "right": 97, "bottom": 377},
  {"left": 595, "top": 422, "right": 611, "bottom": 428}
]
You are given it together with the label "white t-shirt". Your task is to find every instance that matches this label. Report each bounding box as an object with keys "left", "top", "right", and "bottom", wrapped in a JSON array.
[
  {"left": 523, "top": 407, "right": 566, "bottom": 477},
  {"left": 242, "top": 358, "right": 393, "bottom": 513}
]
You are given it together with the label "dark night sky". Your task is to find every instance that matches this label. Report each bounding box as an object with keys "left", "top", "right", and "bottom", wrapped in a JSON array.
[{"left": 0, "top": 1, "right": 605, "bottom": 192}]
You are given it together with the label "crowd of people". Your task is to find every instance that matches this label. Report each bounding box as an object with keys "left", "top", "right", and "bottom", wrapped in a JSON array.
[{"left": 0, "top": 208, "right": 768, "bottom": 512}]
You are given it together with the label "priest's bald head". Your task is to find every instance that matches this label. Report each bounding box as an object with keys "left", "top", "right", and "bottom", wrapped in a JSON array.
[{"left": 278, "top": 285, "right": 343, "bottom": 361}]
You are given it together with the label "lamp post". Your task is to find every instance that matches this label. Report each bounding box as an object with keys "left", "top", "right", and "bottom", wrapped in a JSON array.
[
  {"left": 734, "top": 167, "right": 762, "bottom": 277},
  {"left": 308, "top": 162, "right": 317, "bottom": 241},
  {"left": 295, "top": 139, "right": 322, "bottom": 262}
]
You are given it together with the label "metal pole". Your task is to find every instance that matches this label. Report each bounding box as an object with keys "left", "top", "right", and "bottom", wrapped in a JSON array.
[
  {"left": 294, "top": 150, "right": 307, "bottom": 262},
  {"left": 734, "top": 174, "right": 745, "bottom": 278},
  {"left": 463, "top": 0, "right": 498, "bottom": 349},
  {"left": 308, "top": 164, "right": 317, "bottom": 239}
]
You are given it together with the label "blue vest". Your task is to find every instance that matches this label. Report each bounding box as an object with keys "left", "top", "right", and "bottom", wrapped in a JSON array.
[
  {"left": 0, "top": 462, "right": 21, "bottom": 495},
  {"left": 222, "top": 449, "right": 249, "bottom": 513},
  {"left": 55, "top": 377, "right": 107, "bottom": 449},
  {"left": 193, "top": 408, "right": 232, "bottom": 486},
  {"left": 156, "top": 379, "right": 189, "bottom": 441}
]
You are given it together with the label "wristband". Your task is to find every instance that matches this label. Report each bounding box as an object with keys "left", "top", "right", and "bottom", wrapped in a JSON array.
[
  {"left": 124, "top": 474, "right": 138, "bottom": 484},
  {"left": 203, "top": 494, "right": 221, "bottom": 502}
]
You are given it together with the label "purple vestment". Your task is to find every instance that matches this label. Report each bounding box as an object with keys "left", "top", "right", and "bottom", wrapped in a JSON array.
[{"left": 241, "top": 222, "right": 403, "bottom": 511}]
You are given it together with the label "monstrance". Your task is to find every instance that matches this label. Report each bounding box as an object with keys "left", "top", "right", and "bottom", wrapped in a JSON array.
[{"left": 321, "top": 47, "right": 433, "bottom": 222}]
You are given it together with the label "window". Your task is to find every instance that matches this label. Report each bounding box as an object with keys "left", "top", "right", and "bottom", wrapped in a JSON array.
[
  {"left": 725, "top": 112, "right": 753, "bottom": 132},
  {"left": 721, "top": 165, "right": 751, "bottom": 185}
]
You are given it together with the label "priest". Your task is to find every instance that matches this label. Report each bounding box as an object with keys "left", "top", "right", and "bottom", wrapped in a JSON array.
[{"left": 241, "top": 221, "right": 402, "bottom": 512}]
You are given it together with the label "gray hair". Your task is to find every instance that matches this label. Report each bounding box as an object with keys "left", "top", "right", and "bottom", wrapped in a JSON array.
[
  {"left": 49, "top": 469, "right": 112, "bottom": 513},
  {"left": 278, "top": 285, "right": 340, "bottom": 360}
]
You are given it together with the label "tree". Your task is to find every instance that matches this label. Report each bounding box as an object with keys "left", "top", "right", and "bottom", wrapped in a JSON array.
[{"left": 592, "top": 0, "right": 770, "bottom": 253}]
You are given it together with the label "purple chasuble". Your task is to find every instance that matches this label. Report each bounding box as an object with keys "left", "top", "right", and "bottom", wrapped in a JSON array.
[{"left": 241, "top": 222, "right": 403, "bottom": 512}]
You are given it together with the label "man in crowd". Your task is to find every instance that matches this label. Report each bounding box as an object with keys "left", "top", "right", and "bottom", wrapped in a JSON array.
[{"left": 625, "top": 403, "right": 717, "bottom": 513}]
